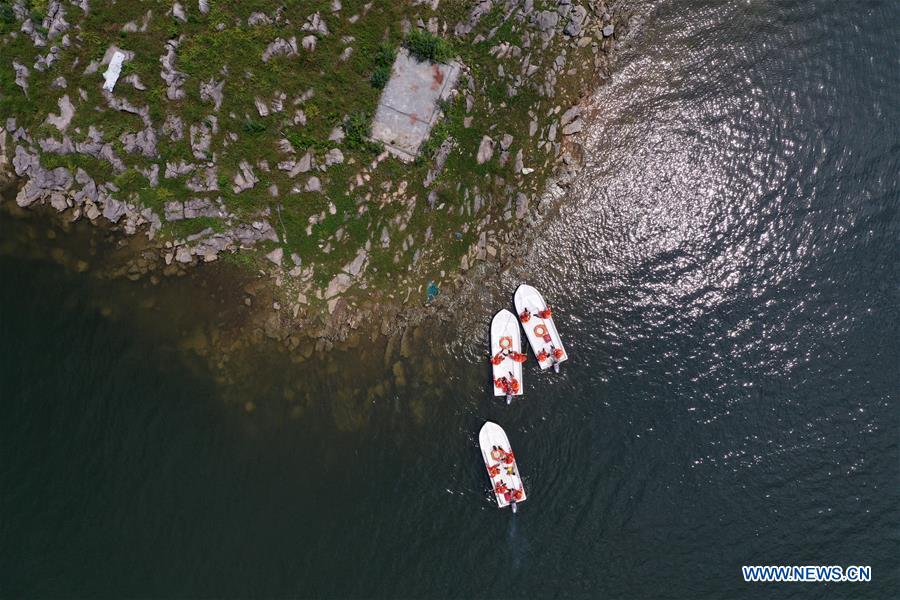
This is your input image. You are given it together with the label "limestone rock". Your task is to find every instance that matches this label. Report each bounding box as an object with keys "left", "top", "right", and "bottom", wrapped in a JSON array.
[
  {"left": 266, "top": 247, "right": 284, "bottom": 267},
  {"left": 232, "top": 160, "right": 258, "bottom": 193},
  {"left": 45, "top": 95, "right": 75, "bottom": 132},
  {"left": 199, "top": 77, "right": 225, "bottom": 111},
  {"left": 476, "top": 136, "right": 494, "bottom": 164},
  {"left": 324, "top": 148, "right": 344, "bottom": 167},
  {"left": 302, "top": 12, "right": 329, "bottom": 36},
  {"left": 263, "top": 37, "right": 298, "bottom": 62}
]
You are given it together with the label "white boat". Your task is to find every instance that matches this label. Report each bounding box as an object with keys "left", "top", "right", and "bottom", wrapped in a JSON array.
[
  {"left": 490, "top": 309, "right": 525, "bottom": 404},
  {"left": 514, "top": 283, "right": 568, "bottom": 372},
  {"left": 478, "top": 421, "right": 526, "bottom": 511}
]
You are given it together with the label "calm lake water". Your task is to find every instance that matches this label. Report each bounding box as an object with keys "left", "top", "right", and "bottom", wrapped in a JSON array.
[{"left": 2, "top": 0, "right": 898, "bottom": 597}]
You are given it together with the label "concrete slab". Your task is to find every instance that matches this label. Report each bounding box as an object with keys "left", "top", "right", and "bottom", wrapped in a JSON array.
[{"left": 371, "top": 48, "right": 461, "bottom": 162}]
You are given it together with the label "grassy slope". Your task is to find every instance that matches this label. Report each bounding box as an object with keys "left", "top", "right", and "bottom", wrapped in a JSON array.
[{"left": 2, "top": 0, "right": 604, "bottom": 310}]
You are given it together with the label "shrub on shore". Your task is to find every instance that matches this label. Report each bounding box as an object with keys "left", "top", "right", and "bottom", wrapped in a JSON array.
[{"left": 405, "top": 29, "right": 453, "bottom": 63}]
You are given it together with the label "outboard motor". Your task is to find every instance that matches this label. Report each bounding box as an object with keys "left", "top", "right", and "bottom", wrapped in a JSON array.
[{"left": 510, "top": 500, "right": 517, "bottom": 514}]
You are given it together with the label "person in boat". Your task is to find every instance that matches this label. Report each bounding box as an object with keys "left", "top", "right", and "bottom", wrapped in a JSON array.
[
  {"left": 491, "top": 352, "right": 504, "bottom": 366},
  {"left": 538, "top": 306, "right": 552, "bottom": 319},
  {"left": 488, "top": 464, "right": 501, "bottom": 477},
  {"left": 509, "top": 377, "right": 521, "bottom": 394},
  {"left": 519, "top": 308, "right": 531, "bottom": 323},
  {"left": 552, "top": 347, "right": 565, "bottom": 361},
  {"left": 511, "top": 488, "right": 524, "bottom": 502},
  {"left": 490, "top": 446, "right": 506, "bottom": 462},
  {"left": 494, "top": 376, "right": 510, "bottom": 394},
  {"left": 494, "top": 480, "right": 508, "bottom": 495},
  {"left": 536, "top": 348, "right": 549, "bottom": 362},
  {"left": 502, "top": 449, "right": 515, "bottom": 465},
  {"left": 510, "top": 351, "right": 527, "bottom": 363}
]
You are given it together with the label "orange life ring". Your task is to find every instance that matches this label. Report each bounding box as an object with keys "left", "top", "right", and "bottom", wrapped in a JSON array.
[
  {"left": 534, "top": 324, "right": 548, "bottom": 337},
  {"left": 499, "top": 336, "right": 512, "bottom": 349}
]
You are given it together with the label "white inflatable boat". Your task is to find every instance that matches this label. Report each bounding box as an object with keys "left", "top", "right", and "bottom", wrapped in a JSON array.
[
  {"left": 479, "top": 421, "right": 526, "bottom": 511},
  {"left": 514, "top": 284, "right": 568, "bottom": 372},
  {"left": 490, "top": 309, "right": 525, "bottom": 404}
]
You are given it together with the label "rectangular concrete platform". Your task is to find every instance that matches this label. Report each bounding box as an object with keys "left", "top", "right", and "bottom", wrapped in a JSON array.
[{"left": 371, "top": 48, "right": 461, "bottom": 162}]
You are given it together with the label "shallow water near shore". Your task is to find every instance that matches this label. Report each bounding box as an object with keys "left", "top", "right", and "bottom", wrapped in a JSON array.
[{"left": 2, "top": 0, "right": 899, "bottom": 597}]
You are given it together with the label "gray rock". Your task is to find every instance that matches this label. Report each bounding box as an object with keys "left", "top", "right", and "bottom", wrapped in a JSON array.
[
  {"left": 45, "top": 95, "right": 75, "bottom": 131},
  {"left": 198, "top": 0, "right": 210, "bottom": 15},
  {"left": 602, "top": 24, "right": 615, "bottom": 37},
  {"left": 476, "top": 135, "right": 494, "bottom": 164},
  {"left": 120, "top": 127, "right": 158, "bottom": 157},
  {"left": 172, "top": 3, "right": 187, "bottom": 22},
  {"left": 301, "top": 35, "right": 317, "bottom": 51},
  {"left": 51, "top": 76, "right": 67, "bottom": 89},
  {"left": 162, "top": 114, "right": 185, "bottom": 141},
  {"left": 564, "top": 6, "right": 588, "bottom": 37},
  {"left": 344, "top": 248, "right": 368, "bottom": 276},
  {"left": 247, "top": 12, "right": 272, "bottom": 26},
  {"left": 515, "top": 192, "right": 528, "bottom": 219},
  {"left": 331, "top": 0, "right": 342, "bottom": 12},
  {"left": 199, "top": 77, "right": 225, "bottom": 111},
  {"left": 160, "top": 39, "right": 187, "bottom": 100},
  {"left": 123, "top": 73, "right": 147, "bottom": 90},
  {"left": 189, "top": 122, "right": 213, "bottom": 159},
  {"left": 328, "top": 126, "right": 344, "bottom": 142},
  {"left": 562, "top": 117, "right": 583, "bottom": 135},
  {"left": 12, "top": 60, "right": 30, "bottom": 96},
  {"left": 305, "top": 176, "right": 322, "bottom": 192},
  {"left": 560, "top": 105, "right": 581, "bottom": 127},
  {"left": 324, "top": 148, "right": 344, "bottom": 166},
  {"left": 500, "top": 133, "right": 514, "bottom": 151},
  {"left": 232, "top": 160, "right": 258, "bottom": 193},
  {"left": 325, "top": 273, "right": 352, "bottom": 298},
  {"left": 535, "top": 11, "right": 558, "bottom": 32},
  {"left": 165, "top": 160, "right": 195, "bottom": 179},
  {"left": 262, "top": 37, "right": 298, "bottom": 62},
  {"left": 266, "top": 247, "right": 284, "bottom": 266},
  {"left": 302, "top": 12, "right": 329, "bottom": 35}
]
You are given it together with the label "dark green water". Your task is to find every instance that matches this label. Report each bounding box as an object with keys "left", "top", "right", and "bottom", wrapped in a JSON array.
[{"left": 2, "top": 0, "right": 899, "bottom": 597}]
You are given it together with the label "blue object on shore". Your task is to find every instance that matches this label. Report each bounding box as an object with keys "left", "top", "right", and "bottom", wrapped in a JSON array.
[{"left": 426, "top": 281, "right": 440, "bottom": 302}]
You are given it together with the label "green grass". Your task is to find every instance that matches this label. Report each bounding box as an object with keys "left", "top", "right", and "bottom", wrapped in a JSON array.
[{"left": 405, "top": 29, "right": 454, "bottom": 63}]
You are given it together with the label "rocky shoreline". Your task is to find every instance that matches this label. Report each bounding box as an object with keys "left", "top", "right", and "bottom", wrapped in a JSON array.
[{"left": 0, "top": 0, "right": 639, "bottom": 366}]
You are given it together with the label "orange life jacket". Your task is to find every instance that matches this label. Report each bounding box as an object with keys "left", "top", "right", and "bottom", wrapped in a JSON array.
[
  {"left": 503, "top": 451, "right": 515, "bottom": 464},
  {"left": 538, "top": 308, "right": 552, "bottom": 319},
  {"left": 553, "top": 348, "right": 565, "bottom": 360},
  {"left": 491, "top": 354, "right": 503, "bottom": 365},
  {"left": 511, "top": 352, "right": 527, "bottom": 363},
  {"left": 537, "top": 350, "right": 549, "bottom": 362},
  {"left": 520, "top": 310, "right": 531, "bottom": 323},
  {"left": 510, "top": 378, "right": 520, "bottom": 393}
]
